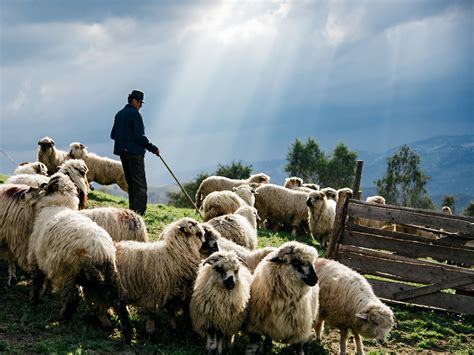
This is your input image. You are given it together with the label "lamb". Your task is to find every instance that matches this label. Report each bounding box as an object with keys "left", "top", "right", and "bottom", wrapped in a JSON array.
[
  {"left": 37, "top": 136, "right": 68, "bottom": 175},
  {"left": 202, "top": 184, "right": 255, "bottom": 222},
  {"left": 68, "top": 142, "right": 128, "bottom": 192},
  {"left": 195, "top": 173, "right": 270, "bottom": 209},
  {"left": 254, "top": 184, "right": 310, "bottom": 236},
  {"left": 206, "top": 205, "right": 259, "bottom": 250},
  {"left": 114, "top": 217, "right": 206, "bottom": 334},
  {"left": 79, "top": 207, "right": 148, "bottom": 242},
  {"left": 314, "top": 258, "right": 395, "bottom": 355},
  {"left": 190, "top": 250, "right": 252, "bottom": 355},
  {"left": 284, "top": 177, "right": 320, "bottom": 193},
  {"left": 27, "top": 181, "right": 132, "bottom": 343},
  {"left": 245, "top": 241, "right": 319, "bottom": 355},
  {"left": 201, "top": 223, "right": 275, "bottom": 272},
  {"left": 306, "top": 190, "right": 336, "bottom": 247},
  {"left": 14, "top": 161, "right": 48, "bottom": 176}
]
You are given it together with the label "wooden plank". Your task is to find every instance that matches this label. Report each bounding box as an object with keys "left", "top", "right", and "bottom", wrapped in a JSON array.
[
  {"left": 393, "top": 274, "right": 474, "bottom": 301},
  {"left": 342, "top": 230, "right": 474, "bottom": 266},
  {"left": 347, "top": 202, "right": 474, "bottom": 235},
  {"left": 368, "top": 279, "right": 474, "bottom": 315},
  {"left": 348, "top": 222, "right": 473, "bottom": 248},
  {"left": 336, "top": 245, "right": 474, "bottom": 291},
  {"left": 326, "top": 191, "right": 351, "bottom": 259}
]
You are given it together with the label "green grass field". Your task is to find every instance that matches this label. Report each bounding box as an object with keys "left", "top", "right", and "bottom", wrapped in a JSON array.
[{"left": 0, "top": 179, "right": 473, "bottom": 354}]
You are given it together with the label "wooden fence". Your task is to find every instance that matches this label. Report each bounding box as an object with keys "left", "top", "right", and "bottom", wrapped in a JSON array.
[{"left": 326, "top": 194, "right": 474, "bottom": 315}]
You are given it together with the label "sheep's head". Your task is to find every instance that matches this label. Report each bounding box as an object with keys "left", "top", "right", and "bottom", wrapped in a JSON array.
[
  {"left": 321, "top": 187, "right": 338, "bottom": 202},
  {"left": 337, "top": 188, "right": 353, "bottom": 201},
  {"left": 42, "top": 173, "right": 77, "bottom": 195},
  {"left": 367, "top": 195, "right": 385, "bottom": 205},
  {"left": 442, "top": 206, "right": 452, "bottom": 215},
  {"left": 200, "top": 223, "right": 220, "bottom": 258},
  {"left": 34, "top": 162, "right": 48, "bottom": 175},
  {"left": 306, "top": 191, "right": 326, "bottom": 208},
  {"left": 233, "top": 185, "right": 255, "bottom": 205},
  {"left": 303, "top": 183, "right": 320, "bottom": 191},
  {"left": 249, "top": 173, "right": 270, "bottom": 185},
  {"left": 37, "top": 136, "right": 55, "bottom": 152},
  {"left": 68, "top": 142, "right": 88, "bottom": 159},
  {"left": 355, "top": 303, "right": 395, "bottom": 344},
  {"left": 203, "top": 251, "right": 247, "bottom": 290},
  {"left": 284, "top": 177, "right": 303, "bottom": 189},
  {"left": 173, "top": 217, "right": 206, "bottom": 248},
  {"left": 269, "top": 241, "right": 318, "bottom": 287},
  {"left": 235, "top": 205, "right": 260, "bottom": 224}
]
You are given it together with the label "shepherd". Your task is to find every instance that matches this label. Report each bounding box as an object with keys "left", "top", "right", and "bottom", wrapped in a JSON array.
[{"left": 111, "top": 89, "right": 160, "bottom": 215}]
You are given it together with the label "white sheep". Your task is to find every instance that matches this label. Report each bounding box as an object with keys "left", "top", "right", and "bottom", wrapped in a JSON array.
[
  {"left": 37, "top": 136, "right": 68, "bottom": 175},
  {"left": 79, "top": 207, "right": 148, "bottom": 242},
  {"left": 202, "top": 185, "right": 255, "bottom": 222},
  {"left": 114, "top": 217, "right": 205, "bottom": 334},
  {"left": 442, "top": 206, "right": 453, "bottom": 215},
  {"left": 202, "top": 223, "right": 275, "bottom": 273},
  {"left": 14, "top": 161, "right": 48, "bottom": 176},
  {"left": 321, "top": 187, "right": 338, "bottom": 202},
  {"left": 206, "top": 205, "right": 259, "bottom": 250},
  {"left": 28, "top": 186, "right": 132, "bottom": 343},
  {"left": 68, "top": 142, "right": 128, "bottom": 192},
  {"left": 195, "top": 173, "right": 270, "bottom": 209},
  {"left": 314, "top": 258, "right": 395, "bottom": 355},
  {"left": 5, "top": 174, "right": 49, "bottom": 188},
  {"left": 254, "top": 184, "right": 310, "bottom": 236},
  {"left": 306, "top": 190, "right": 336, "bottom": 247},
  {"left": 190, "top": 250, "right": 252, "bottom": 355},
  {"left": 358, "top": 195, "right": 388, "bottom": 229},
  {"left": 284, "top": 177, "right": 319, "bottom": 193},
  {"left": 245, "top": 241, "right": 319, "bottom": 355}
]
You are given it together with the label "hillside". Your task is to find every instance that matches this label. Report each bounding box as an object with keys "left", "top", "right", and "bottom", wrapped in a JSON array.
[{"left": 0, "top": 177, "right": 473, "bottom": 353}]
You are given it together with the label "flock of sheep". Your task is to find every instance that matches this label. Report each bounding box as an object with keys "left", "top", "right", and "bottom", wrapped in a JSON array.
[{"left": 0, "top": 136, "right": 396, "bottom": 355}]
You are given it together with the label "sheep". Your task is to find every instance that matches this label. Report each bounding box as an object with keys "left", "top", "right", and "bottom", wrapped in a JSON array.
[
  {"left": 37, "top": 136, "right": 68, "bottom": 175},
  {"left": 79, "top": 207, "right": 148, "bottom": 242},
  {"left": 202, "top": 184, "right": 255, "bottom": 222},
  {"left": 358, "top": 195, "right": 388, "bottom": 229},
  {"left": 321, "top": 187, "right": 338, "bottom": 202},
  {"left": 114, "top": 217, "right": 206, "bottom": 334},
  {"left": 68, "top": 142, "right": 128, "bottom": 192},
  {"left": 245, "top": 241, "right": 319, "bottom": 355},
  {"left": 5, "top": 174, "right": 49, "bottom": 188},
  {"left": 254, "top": 184, "right": 310, "bottom": 236},
  {"left": 14, "top": 161, "right": 48, "bottom": 176},
  {"left": 190, "top": 251, "right": 252, "bottom": 355},
  {"left": 201, "top": 223, "right": 275, "bottom": 273},
  {"left": 306, "top": 190, "right": 336, "bottom": 247},
  {"left": 195, "top": 173, "right": 270, "bottom": 209},
  {"left": 0, "top": 174, "right": 80, "bottom": 283},
  {"left": 27, "top": 187, "right": 132, "bottom": 343},
  {"left": 442, "top": 206, "right": 453, "bottom": 215},
  {"left": 314, "top": 258, "right": 395, "bottom": 355},
  {"left": 206, "top": 205, "right": 259, "bottom": 250},
  {"left": 284, "top": 177, "right": 320, "bottom": 193}
]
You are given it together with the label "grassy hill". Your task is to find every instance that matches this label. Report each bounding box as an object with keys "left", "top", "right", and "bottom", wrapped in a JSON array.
[{"left": 0, "top": 175, "right": 473, "bottom": 353}]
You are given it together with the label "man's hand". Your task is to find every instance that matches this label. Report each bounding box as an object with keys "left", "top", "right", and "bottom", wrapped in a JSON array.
[{"left": 155, "top": 147, "right": 160, "bottom": 156}]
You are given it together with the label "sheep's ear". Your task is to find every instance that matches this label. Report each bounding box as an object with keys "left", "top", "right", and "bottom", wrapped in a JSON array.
[
  {"left": 232, "top": 187, "right": 238, "bottom": 192},
  {"left": 356, "top": 312, "right": 368, "bottom": 320},
  {"left": 204, "top": 255, "right": 221, "bottom": 266},
  {"left": 80, "top": 144, "right": 86, "bottom": 149},
  {"left": 269, "top": 255, "right": 283, "bottom": 264},
  {"left": 39, "top": 182, "right": 48, "bottom": 189},
  {"left": 236, "top": 256, "right": 249, "bottom": 268}
]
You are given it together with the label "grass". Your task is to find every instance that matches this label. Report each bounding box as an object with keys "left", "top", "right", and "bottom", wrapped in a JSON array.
[{"left": 1, "top": 175, "right": 474, "bottom": 353}]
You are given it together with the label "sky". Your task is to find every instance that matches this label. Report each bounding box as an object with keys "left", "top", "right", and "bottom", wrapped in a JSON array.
[{"left": 1, "top": 0, "right": 472, "bottom": 186}]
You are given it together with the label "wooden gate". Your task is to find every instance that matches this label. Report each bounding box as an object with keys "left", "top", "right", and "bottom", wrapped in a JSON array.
[{"left": 326, "top": 193, "right": 474, "bottom": 315}]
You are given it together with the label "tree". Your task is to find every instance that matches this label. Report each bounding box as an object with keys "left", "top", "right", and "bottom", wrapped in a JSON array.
[
  {"left": 375, "top": 145, "right": 434, "bottom": 209},
  {"left": 285, "top": 138, "right": 326, "bottom": 183},
  {"left": 167, "top": 172, "right": 209, "bottom": 208},
  {"left": 441, "top": 195, "right": 456, "bottom": 213},
  {"left": 215, "top": 160, "right": 252, "bottom": 179},
  {"left": 464, "top": 201, "right": 474, "bottom": 217},
  {"left": 321, "top": 143, "right": 357, "bottom": 189}
]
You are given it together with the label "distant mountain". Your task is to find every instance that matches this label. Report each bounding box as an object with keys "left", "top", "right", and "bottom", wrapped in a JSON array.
[{"left": 134, "top": 134, "right": 474, "bottom": 210}]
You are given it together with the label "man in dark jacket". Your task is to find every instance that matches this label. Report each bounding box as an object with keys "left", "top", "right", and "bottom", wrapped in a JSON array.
[{"left": 111, "top": 90, "right": 159, "bottom": 215}]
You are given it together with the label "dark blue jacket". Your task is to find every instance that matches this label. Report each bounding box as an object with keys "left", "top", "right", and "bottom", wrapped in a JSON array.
[{"left": 111, "top": 104, "right": 158, "bottom": 156}]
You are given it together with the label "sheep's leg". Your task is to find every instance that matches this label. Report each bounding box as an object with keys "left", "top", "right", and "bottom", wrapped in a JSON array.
[
  {"left": 30, "top": 264, "right": 45, "bottom": 306},
  {"left": 59, "top": 281, "right": 80, "bottom": 322},
  {"left": 314, "top": 319, "right": 324, "bottom": 341},
  {"left": 290, "top": 343, "right": 304, "bottom": 355},
  {"left": 206, "top": 328, "right": 218, "bottom": 354},
  {"left": 291, "top": 225, "right": 297, "bottom": 237},
  {"left": 216, "top": 330, "right": 224, "bottom": 355},
  {"left": 146, "top": 314, "right": 156, "bottom": 335},
  {"left": 245, "top": 333, "right": 261, "bottom": 355},
  {"left": 263, "top": 336, "right": 273, "bottom": 354},
  {"left": 353, "top": 332, "right": 365, "bottom": 355},
  {"left": 339, "top": 328, "right": 349, "bottom": 355}
]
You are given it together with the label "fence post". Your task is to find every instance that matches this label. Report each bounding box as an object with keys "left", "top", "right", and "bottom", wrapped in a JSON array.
[{"left": 352, "top": 160, "right": 364, "bottom": 200}]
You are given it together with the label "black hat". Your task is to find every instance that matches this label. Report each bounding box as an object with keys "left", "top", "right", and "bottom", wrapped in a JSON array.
[{"left": 129, "top": 90, "right": 144, "bottom": 102}]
